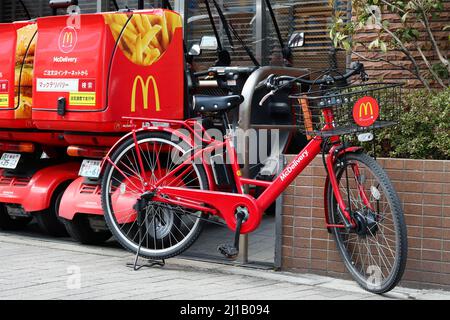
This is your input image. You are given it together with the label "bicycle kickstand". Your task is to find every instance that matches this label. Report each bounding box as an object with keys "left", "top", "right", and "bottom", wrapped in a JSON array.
[
  {"left": 217, "top": 210, "right": 246, "bottom": 260},
  {"left": 127, "top": 197, "right": 165, "bottom": 271}
]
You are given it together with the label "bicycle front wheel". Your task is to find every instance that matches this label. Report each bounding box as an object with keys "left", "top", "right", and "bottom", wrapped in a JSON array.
[{"left": 327, "top": 152, "right": 407, "bottom": 294}]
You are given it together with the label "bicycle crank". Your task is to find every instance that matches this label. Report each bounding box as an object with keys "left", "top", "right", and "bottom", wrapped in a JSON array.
[{"left": 217, "top": 207, "right": 249, "bottom": 260}]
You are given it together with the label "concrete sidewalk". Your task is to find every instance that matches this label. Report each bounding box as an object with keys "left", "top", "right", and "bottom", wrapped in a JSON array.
[{"left": 0, "top": 232, "right": 449, "bottom": 300}]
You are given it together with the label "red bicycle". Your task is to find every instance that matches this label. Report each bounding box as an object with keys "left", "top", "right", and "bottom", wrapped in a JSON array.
[{"left": 101, "top": 62, "right": 407, "bottom": 294}]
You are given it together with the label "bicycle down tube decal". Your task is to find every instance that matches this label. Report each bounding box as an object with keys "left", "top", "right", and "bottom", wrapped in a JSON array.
[{"left": 280, "top": 150, "right": 309, "bottom": 182}]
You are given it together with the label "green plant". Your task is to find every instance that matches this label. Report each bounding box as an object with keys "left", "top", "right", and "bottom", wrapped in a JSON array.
[
  {"left": 365, "top": 88, "right": 450, "bottom": 159},
  {"left": 330, "top": 0, "right": 450, "bottom": 90}
]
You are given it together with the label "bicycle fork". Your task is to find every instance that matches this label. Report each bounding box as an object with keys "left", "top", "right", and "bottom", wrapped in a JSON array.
[{"left": 324, "top": 144, "right": 373, "bottom": 231}]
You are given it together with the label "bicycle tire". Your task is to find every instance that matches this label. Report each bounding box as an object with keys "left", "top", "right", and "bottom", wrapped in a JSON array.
[{"left": 326, "top": 152, "right": 407, "bottom": 294}]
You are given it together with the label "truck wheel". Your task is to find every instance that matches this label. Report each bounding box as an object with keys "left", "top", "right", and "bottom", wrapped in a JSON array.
[
  {"left": 0, "top": 204, "right": 32, "bottom": 230},
  {"left": 34, "top": 185, "right": 68, "bottom": 237},
  {"left": 63, "top": 215, "right": 111, "bottom": 245}
]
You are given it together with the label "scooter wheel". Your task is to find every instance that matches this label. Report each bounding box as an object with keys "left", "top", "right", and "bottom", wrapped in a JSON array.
[
  {"left": 0, "top": 204, "right": 32, "bottom": 231},
  {"left": 62, "top": 215, "right": 111, "bottom": 245},
  {"left": 34, "top": 185, "right": 68, "bottom": 237}
]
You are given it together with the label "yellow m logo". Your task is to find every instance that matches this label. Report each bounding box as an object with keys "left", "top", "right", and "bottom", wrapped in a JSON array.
[
  {"left": 131, "top": 75, "right": 161, "bottom": 113},
  {"left": 359, "top": 102, "right": 374, "bottom": 118},
  {"left": 62, "top": 32, "right": 73, "bottom": 47}
]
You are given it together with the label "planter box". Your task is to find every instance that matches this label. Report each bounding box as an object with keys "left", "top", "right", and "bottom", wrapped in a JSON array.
[{"left": 281, "top": 156, "right": 450, "bottom": 290}]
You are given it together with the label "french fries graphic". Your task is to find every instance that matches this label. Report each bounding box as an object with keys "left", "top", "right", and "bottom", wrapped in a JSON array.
[
  {"left": 15, "top": 24, "right": 37, "bottom": 119},
  {"left": 104, "top": 12, "right": 182, "bottom": 66}
]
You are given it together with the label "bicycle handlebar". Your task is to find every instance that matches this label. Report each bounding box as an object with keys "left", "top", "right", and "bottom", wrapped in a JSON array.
[
  {"left": 193, "top": 70, "right": 210, "bottom": 78},
  {"left": 279, "top": 62, "right": 365, "bottom": 86},
  {"left": 257, "top": 62, "right": 368, "bottom": 106}
]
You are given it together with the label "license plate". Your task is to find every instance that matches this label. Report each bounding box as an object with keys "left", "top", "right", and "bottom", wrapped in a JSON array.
[
  {"left": 79, "top": 160, "right": 101, "bottom": 179},
  {"left": 0, "top": 153, "right": 21, "bottom": 169}
]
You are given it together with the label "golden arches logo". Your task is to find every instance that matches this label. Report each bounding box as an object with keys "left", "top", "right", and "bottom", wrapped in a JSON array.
[
  {"left": 58, "top": 27, "right": 77, "bottom": 53},
  {"left": 359, "top": 102, "right": 374, "bottom": 118},
  {"left": 353, "top": 96, "right": 380, "bottom": 127},
  {"left": 131, "top": 75, "right": 161, "bottom": 113},
  {"left": 62, "top": 32, "right": 73, "bottom": 47}
]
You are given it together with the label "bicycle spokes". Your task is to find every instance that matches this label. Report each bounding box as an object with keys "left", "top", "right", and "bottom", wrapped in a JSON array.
[{"left": 328, "top": 153, "right": 406, "bottom": 293}]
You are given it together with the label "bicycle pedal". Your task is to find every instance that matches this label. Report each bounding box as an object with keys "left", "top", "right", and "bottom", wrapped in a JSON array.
[{"left": 218, "top": 243, "right": 239, "bottom": 260}]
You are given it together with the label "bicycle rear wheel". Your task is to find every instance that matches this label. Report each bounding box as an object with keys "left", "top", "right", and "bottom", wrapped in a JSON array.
[
  {"left": 327, "top": 152, "right": 407, "bottom": 294},
  {"left": 101, "top": 131, "right": 209, "bottom": 260}
]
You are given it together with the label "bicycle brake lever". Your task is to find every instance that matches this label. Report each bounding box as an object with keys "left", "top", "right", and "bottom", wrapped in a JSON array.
[
  {"left": 255, "top": 79, "right": 268, "bottom": 91},
  {"left": 256, "top": 74, "right": 275, "bottom": 91},
  {"left": 361, "top": 71, "right": 369, "bottom": 82},
  {"left": 259, "top": 90, "right": 275, "bottom": 106}
]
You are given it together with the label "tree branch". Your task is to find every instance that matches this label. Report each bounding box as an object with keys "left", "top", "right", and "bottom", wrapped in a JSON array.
[
  {"left": 360, "top": 5, "right": 431, "bottom": 89},
  {"left": 380, "top": 22, "right": 431, "bottom": 90},
  {"left": 352, "top": 46, "right": 412, "bottom": 73},
  {"left": 419, "top": 7, "right": 450, "bottom": 73},
  {"left": 379, "top": 0, "right": 405, "bottom": 14},
  {"left": 417, "top": 46, "right": 447, "bottom": 88}
]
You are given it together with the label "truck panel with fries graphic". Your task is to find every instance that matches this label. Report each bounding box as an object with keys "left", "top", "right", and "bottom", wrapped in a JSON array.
[
  {"left": 32, "top": 9, "right": 184, "bottom": 133},
  {"left": 0, "top": 21, "right": 37, "bottom": 128}
]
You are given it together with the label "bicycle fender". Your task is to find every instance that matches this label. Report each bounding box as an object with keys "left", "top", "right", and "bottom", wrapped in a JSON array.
[
  {"left": 336, "top": 146, "right": 363, "bottom": 158},
  {"left": 100, "top": 126, "right": 194, "bottom": 175},
  {"left": 100, "top": 126, "right": 216, "bottom": 190},
  {"left": 324, "top": 174, "right": 331, "bottom": 228},
  {"left": 323, "top": 146, "right": 363, "bottom": 230}
]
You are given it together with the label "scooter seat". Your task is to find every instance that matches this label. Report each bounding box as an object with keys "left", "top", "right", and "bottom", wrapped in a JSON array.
[{"left": 192, "top": 95, "right": 244, "bottom": 114}]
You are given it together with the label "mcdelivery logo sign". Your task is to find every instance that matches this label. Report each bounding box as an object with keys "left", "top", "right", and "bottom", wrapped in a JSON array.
[
  {"left": 58, "top": 26, "right": 78, "bottom": 54},
  {"left": 352, "top": 96, "right": 380, "bottom": 127}
]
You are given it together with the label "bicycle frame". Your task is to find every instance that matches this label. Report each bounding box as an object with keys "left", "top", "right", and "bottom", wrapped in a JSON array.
[{"left": 107, "top": 107, "right": 369, "bottom": 234}]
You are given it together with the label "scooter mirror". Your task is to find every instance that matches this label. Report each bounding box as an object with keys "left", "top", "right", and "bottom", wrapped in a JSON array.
[
  {"left": 189, "top": 44, "right": 202, "bottom": 56},
  {"left": 49, "top": 0, "right": 78, "bottom": 9},
  {"left": 288, "top": 32, "right": 305, "bottom": 48},
  {"left": 200, "top": 36, "right": 219, "bottom": 51}
]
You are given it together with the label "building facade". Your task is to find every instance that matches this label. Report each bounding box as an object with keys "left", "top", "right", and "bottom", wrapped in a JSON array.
[{"left": 1, "top": 0, "right": 348, "bottom": 71}]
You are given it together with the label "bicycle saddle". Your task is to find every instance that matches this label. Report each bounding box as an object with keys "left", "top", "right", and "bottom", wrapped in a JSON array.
[{"left": 192, "top": 95, "right": 244, "bottom": 114}]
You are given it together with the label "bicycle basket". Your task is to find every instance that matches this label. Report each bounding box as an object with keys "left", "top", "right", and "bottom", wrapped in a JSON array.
[{"left": 291, "top": 82, "right": 403, "bottom": 138}]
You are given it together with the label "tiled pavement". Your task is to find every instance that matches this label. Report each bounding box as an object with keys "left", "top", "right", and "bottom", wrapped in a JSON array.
[
  {"left": 0, "top": 232, "right": 449, "bottom": 300},
  {"left": 184, "top": 214, "right": 276, "bottom": 264}
]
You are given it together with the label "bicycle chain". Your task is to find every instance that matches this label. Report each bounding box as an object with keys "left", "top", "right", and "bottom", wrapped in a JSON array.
[{"left": 146, "top": 201, "right": 228, "bottom": 228}]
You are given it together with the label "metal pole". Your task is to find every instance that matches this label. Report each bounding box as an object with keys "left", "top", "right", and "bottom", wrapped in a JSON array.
[
  {"left": 174, "top": 0, "right": 187, "bottom": 40},
  {"left": 346, "top": 0, "right": 353, "bottom": 69},
  {"left": 274, "top": 153, "right": 286, "bottom": 269},
  {"left": 218, "top": 0, "right": 224, "bottom": 48},
  {"left": 237, "top": 66, "right": 309, "bottom": 264},
  {"left": 237, "top": 0, "right": 264, "bottom": 265},
  {"left": 237, "top": 0, "right": 268, "bottom": 264},
  {"left": 97, "top": 0, "right": 109, "bottom": 13},
  {"left": 238, "top": 233, "right": 249, "bottom": 264},
  {"left": 12, "top": 0, "right": 16, "bottom": 22},
  {"left": 255, "top": 0, "right": 267, "bottom": 65}
]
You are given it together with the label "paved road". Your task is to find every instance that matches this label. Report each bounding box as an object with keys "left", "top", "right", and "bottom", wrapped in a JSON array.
[{"left": 0, "top": 232, "right": 449, "bottom": 300}]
